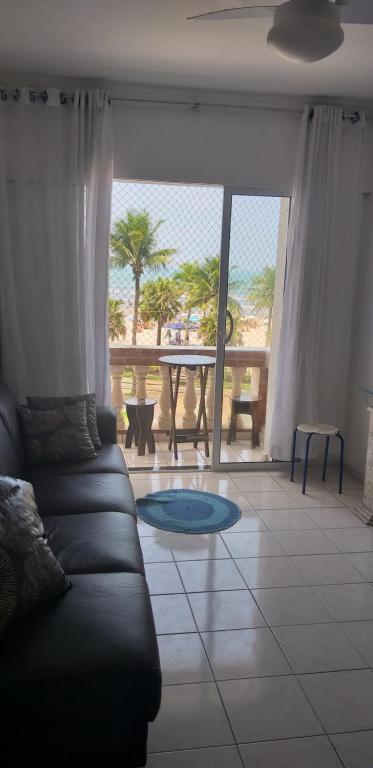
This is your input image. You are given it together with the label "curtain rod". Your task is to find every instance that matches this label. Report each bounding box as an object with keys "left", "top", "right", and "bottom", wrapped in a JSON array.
[
  {"left": 110, "top": 95, "right": 301, "bottom": 115},
  {"left": 111, "top": 95, "right": 366, "bottom": 121},
  {"left": 0, "top": 88, "right": 74, "bottom": 104},
  {"left": 0, "top": 87, "right": 368, "bottom": 120}
]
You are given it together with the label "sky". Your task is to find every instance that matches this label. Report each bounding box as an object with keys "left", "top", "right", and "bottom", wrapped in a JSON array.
[{"left": 110, "top": 181, "right": 284, "bottom": 298}]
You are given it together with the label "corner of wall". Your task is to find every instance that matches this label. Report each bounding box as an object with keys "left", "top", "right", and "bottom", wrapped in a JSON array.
[{"left": 345, "top": 193, "right": 373, "bottom": 480}]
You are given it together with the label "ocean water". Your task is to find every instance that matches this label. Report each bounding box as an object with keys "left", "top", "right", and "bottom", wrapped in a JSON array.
[{"left": 109, "top": 266, "right": 257, "bottom": 303}]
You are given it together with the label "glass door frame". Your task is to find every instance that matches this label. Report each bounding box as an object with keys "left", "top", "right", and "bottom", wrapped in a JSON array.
[{"left": 211, "top": 185, "right": 291, "bottom": 473}]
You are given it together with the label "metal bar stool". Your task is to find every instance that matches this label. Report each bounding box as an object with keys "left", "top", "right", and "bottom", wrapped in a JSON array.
[{"left": 291, "top": 423, "right": 344, "bottom": 495}]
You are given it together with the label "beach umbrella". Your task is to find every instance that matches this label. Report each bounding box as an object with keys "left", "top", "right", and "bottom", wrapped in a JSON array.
[{"left": 165, "top": 321, "right": 186, "bottom": 329}]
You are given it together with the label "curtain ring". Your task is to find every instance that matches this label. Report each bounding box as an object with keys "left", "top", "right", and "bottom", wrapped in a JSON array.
[{"left": 29, "top": 89, "right": 48, "bottom": 103}]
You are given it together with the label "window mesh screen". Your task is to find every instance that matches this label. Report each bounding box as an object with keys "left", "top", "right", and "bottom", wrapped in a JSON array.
[{"left": 109, "top": 181, "right": 282, "bottom": 350}]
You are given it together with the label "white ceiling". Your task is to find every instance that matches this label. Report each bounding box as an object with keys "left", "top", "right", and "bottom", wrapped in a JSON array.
[{"left": 1, "top": 0, "right": 373, "bottom": 99}]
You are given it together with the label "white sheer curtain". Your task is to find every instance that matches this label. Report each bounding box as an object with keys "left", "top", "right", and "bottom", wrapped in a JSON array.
[
  {"left": 270, "top": 104, "right": 365, "bottom": 460},
  {"left": 0, "top": 89, "right": 113, "bottom": 404}
]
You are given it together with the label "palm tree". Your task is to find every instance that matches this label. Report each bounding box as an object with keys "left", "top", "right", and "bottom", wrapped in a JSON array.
[
  {"left": 175, "top": 256, "right": 241, "bottom": 346},
  {"left": 110, "top": 211, "right": 176, "bottom": 345},
  {"left": 175, "top": 255, "right": 221, "bottom": 314},
  {"left": 108, "top": 298, "right": 126, "bottom": 342},
  {"left": 247, "top": 266, "right": 276, "bottom": 346},
  {"left": 139, "top": 277, "right": 182, "bottom": 346},
  {"left": 173, "top": 262, "right": 202, "bottom": 345}
]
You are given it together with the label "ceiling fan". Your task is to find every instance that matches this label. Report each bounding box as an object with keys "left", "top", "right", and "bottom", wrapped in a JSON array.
[{"left": 188, "top": 0, "right": 373, "bottom": 63}]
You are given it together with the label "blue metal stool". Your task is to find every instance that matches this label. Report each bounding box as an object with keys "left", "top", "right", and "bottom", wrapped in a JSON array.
[{"left": 291, "top": 423, "right": 344, "bottom": 495}]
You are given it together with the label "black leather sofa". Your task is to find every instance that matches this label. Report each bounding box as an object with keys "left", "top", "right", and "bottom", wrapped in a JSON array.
[{"left": 0, "top": 380, "right": 161, "bottom": 768}]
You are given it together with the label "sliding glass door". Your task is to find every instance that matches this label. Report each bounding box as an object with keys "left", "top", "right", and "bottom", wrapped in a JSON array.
[{"left": 212, "top": 187, "right": 290, "bottom": 471}]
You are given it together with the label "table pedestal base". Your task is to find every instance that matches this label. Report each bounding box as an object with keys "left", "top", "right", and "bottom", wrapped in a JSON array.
[{"left": 159, "top": 355, "right": 216, "bottom": 462}]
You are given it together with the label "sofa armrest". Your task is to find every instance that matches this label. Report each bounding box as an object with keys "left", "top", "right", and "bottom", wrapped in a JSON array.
[{"left": 96, "top": 406, "right": 117, "bottom": 445}]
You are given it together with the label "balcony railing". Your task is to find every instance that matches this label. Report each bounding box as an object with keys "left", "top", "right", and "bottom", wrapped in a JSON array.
[{"left": 110, "top": 344, "right": 269, "bottom": 439}]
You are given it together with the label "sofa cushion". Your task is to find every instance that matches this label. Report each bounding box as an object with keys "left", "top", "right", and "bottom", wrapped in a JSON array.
[
  {"left": 0, "top": 571, "right": 161, "bottom": 717},
  {"left": 28, "top": 472, "right": 137, "bottom": 517},
  {"left": 0, "top": 479, "right": 70, "bottom": 636},
  {"left": 45, "top": 512, "right": 144, "bottom": 575},
  {"left": 0, "top": 475, "right": 40, "bottom": 522},
  {"left": 25, "top": 443, "right": 128, "bottom": 478},
  {"left": 18, "top": 401, "right": 97, "bottom": 466},
  {"left": 27, "top": 393, "right": 102, "bottom": 451},
  {"left": 0, "top": 572, "right": 161, "bottom": 764}
]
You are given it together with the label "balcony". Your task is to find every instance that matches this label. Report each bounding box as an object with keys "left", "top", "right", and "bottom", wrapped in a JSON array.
[{"left": 110, "top": 344, "right": 269, "bottom": 468}]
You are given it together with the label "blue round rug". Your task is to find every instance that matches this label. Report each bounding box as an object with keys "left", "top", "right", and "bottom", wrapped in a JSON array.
[{"left": 136, "top": 489, "right": 241, "bottom": 534}]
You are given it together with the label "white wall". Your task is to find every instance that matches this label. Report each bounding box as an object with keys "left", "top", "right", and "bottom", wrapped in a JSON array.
[
  {"left": 112, "top": 94, "right": 373, "bottom": 477},
  {"left": 345, "top": 193, "right": 373, "bottom": 478},
  {"left": 344, "top": 123, "right": 373, "bottom": 478},
  {"left": 113, "top": 101, "right": 300, "bottom": 191}
]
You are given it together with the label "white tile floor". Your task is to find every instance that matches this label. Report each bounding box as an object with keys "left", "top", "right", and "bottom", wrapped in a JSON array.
[
  {"left": 129, "top": 466, "right": 373, "bottom": 768},
  {"left": 122, "top": 438, "right": 264, "bottom": 470}
]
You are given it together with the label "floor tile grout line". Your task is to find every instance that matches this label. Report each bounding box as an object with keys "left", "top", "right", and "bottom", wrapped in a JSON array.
[
  {"left": 149, "top": 726, "right": 373, "bottom": 750},
  {"left": 287, "top": 553, "right": 370, "bottom": 586},
  {"left": 173, "top": 566, "right": 246, "bottom": 763},
  {"left": 157, "top": 661, "right": 371, "bottom": 687},
  {"left": 326, "top": 735, "right": 349, "bottom": 768},
  {"left": 294, "top": 672, "right": 373, "bottom": 750},
  {"left": 335, "top": 620, "right": 373, "bottom": 669},
  {"left": 147, "top": 744, "right": 246, "bottom": 761},
  {"left": 139, "top": 470, "right": 370, "bottom": 761},
  {"left": 145, "top": 561, "right": 372, "bottom": 591},
  {"left": 307, "top": 580, "right": 373, "bottom": 624}
]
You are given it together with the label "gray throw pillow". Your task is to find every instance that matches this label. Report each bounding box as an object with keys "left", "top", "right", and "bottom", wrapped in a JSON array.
[
  {"left": 0, "top": 476, "right": 70, "bottom": 637},
  {"left": 0, "top": 476, "right": 41, "bottom": 526},
  {"left": 27, "top": 393, "right": 102, "bottom": 450},
  {"left": 18, "top": 401, "right": 97, "bottom": 466}
]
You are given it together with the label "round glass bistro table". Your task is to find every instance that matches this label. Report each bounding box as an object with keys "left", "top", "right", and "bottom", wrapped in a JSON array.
[{"left": 159, "top": 354, "right": 216, "bottom": 460}]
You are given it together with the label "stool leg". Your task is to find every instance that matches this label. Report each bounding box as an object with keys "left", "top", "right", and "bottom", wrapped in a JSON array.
[
  {"left": 227, "top": 403, "right": 238, "bottom": 445},
  {"left": 134, "top": 420, "right": 139, "bottom": 448},
  {"left": 302, "top": 433, "right": 313, "bottom": 495},
  {"left": 200, "top": 366, "right": 210, "bottom": 458},
  {"left": 125, "top": 423, "right": 133, "bottom": 449},
  {"left": 251, "top": 404, "right": 260, "bottom": 449},
  {"left": 147, "top": 430, "right": 156, "bottom": 454},
  {"left": 322, "top": 436, "right": 330, "bottom": 482},
  {"left": 137, "top": 432, "right": 146, "bottom": 456},
  {"left": 125, "top": 405, "right": 137, "bottom": 449},
  {"left": 146, "top": 405, "right": 156, "bottom": 455},
  {"left": 136, "top": 404, "right": 156, "bottom": 457},
  {"left": 227, "top": 414, "right": 237, "bottom": 445},
  {"left": 337, "top": 433, "right": 344, "bottom": 494},
  {"left": 227, "top": 409, "right": 236, "bottom": 445},
  {"left": 137, "top": 405, "right": 146, "bottom": 456},
  {"left": 290, "top": 428, "right": 298, "bottom": 482}
]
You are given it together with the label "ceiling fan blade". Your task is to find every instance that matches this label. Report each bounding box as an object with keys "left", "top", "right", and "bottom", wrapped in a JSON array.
[
  {"left": 187, "top": 6, "right": 275, "bottom": 21},
  {"left": 336, "top": 0, "right": 373, "bottom": 24}
]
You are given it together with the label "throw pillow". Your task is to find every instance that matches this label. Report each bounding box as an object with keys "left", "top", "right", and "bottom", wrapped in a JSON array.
[
  {"left": 27, "top": 393, "right": 102, "bottom": 450},
  {"left": 18, "top": 401, "right": 97, "bottom": 466},
  {"left": 0, "top": 477, "right": 70, "bottom": 637},
  {"left": 0, "top": 476, "right": 41, "bottom": 529}
]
